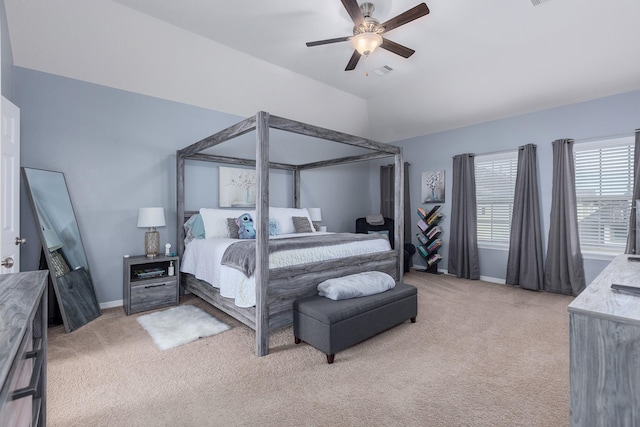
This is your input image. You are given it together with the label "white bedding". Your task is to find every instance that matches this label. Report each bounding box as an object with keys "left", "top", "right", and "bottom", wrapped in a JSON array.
[{"left": 180, "top": 232, "right": 392, "bottom": 307}]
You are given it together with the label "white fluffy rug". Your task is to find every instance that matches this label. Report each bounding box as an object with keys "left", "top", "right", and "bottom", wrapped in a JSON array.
[{"left": 136, "top": 305, "right": 230, "bottom": 350}]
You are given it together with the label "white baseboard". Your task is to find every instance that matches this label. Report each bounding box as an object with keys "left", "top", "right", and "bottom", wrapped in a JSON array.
[
  {"left": 100, "top": 299, "right": 123, "bottom": 309},
  {"left": 413, "top": 267, "right": 505, "bottom": 285},
  {"left": 480, "top": 275, "right": 506, "bottom": 285}
]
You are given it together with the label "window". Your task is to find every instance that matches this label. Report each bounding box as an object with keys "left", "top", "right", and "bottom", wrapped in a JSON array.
[
  {"left": 475, "top": 151, "right": 518, "bottom": 247},
  {"left": 574, "top": 137, "right": 634, "bottom": 253}
]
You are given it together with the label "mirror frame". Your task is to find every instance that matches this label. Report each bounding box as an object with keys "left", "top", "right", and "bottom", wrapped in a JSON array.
[{"left": 22, "top": 167, "right": 101, "bottom": 332}]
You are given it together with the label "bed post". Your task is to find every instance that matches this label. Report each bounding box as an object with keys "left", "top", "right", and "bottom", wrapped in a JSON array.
[
  {"left": 255, "top": 111, "right": 270, "bottom": 356},
  {"left": 394, "top": 151, "right": 404, "bottom": 282},
  {"left": 294, "top": 168, "right": 301, "bottom": 208},
  {"left": 177, "top": 151, "right": 185, "bottom": 258}
]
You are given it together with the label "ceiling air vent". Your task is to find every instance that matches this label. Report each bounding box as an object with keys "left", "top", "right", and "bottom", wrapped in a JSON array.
[
  {"left": 372, "top": 65, "right": 393, "bottom": 77},
  {"left": 531, "top": 0, "right": 551, "bottom": 6}
]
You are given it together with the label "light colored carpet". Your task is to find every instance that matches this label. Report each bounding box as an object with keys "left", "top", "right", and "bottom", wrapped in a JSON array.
[
  {"left": 136, "top": 305, "right": 230, "bottom": 350},
  {"left": 46, "top": 272, "right": 574, "bottom": 427}
]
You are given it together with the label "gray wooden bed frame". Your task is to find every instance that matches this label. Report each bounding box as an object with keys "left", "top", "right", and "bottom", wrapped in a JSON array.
[{"left": 176, "top": 111, "right": 404, "bottom": 356}]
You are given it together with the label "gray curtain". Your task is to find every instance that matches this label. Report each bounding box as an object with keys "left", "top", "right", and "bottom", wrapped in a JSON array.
[
  {"left": 544, "top": 139, "right": 585, "bottom": 296},
  {"left": 625, "top": 129, "right": 640, "bottom": 254},
  {"left": 506, "top": 144, "right": 544, "bottom": 290},
  {"left": 380, "top": 162, "right": 411, "bottom": 242},
  {"left": 448, "top": 154, "right": 480, "bottom": 279}
]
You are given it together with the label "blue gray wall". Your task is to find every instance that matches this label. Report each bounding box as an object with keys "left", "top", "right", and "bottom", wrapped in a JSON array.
[
  {"left": 379, "top": 89, "right": 640, "bottom": 284},
  {"left": 15, "top": 67, "right": 372, "bottom": 305},
  {"left": 14, "top": 64, "right": 640, "bottom": 303},
  {"left": 1, "top": 0, "right": 13, "bottom": 98}
]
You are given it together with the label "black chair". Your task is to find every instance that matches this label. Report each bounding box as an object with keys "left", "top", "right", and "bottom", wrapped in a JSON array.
[{"left": 355, "top": 217, "right": 416, "bottom": 273}]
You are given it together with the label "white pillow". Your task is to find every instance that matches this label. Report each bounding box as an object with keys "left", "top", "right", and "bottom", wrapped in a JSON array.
[
  {"left": 269, "top": 207, "right": 314, "bottom": 234},
  {"left": 199, "top": 208, "right": 254, "bottom": 238},
  {"left": 317, "top": 271, "right": 396, "bottom": 300}
]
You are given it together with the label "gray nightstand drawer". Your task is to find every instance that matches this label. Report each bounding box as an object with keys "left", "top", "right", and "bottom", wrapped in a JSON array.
[{"left": 130, "top": 280, "right": 178, "bottom": 314}]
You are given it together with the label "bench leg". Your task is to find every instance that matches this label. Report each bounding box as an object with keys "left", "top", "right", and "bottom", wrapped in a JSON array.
[
  {"left": 326, "top": 354, "right": 335, "bottom": 364},
  {"left": 295, "top": 337, "right": 301, "bottom": 344},
  {"left": 411, "top": 317, "right": 416, "bottom": 323}
]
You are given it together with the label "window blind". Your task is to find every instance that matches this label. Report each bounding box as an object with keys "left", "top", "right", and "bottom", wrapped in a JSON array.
[
  {"left": 574, "top": 137, "right": 634, "bottom": 252},
  {"left": 475, "top": 151, "right": 518, "bottom": 246}
]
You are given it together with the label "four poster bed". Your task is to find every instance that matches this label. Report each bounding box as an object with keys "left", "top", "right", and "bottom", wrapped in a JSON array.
[{"left": 176, "top": 112, "right": 405, "bottom": 356}]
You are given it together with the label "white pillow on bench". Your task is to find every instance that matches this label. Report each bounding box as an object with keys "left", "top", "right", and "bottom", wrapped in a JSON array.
[{"left": 317, "top": 271, "right": 396, "bottom": 300}]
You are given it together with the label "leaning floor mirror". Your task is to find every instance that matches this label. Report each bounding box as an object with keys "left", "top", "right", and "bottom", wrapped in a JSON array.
[{"left": 22, "top": 167, "right": 101, "bottom": 332}]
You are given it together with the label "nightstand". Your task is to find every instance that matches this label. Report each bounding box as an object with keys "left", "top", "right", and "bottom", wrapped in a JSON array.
[{"left": 123, "top": 255, "right": 179, "bottom": 315}]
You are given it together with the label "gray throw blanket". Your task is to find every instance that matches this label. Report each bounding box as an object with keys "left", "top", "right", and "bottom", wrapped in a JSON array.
[{"left": 221, "top": 233, "right": 389, "bottom": 277}]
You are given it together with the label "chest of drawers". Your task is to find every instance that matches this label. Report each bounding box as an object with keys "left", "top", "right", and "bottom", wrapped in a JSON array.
[{"left": 0, "top": 271, "right": 48, "bottom": 427}]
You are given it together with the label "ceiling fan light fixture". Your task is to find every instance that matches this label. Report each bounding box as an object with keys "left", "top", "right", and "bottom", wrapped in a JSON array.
[{"left": 351, "top": 32, "right": 383, "bottom": 56}]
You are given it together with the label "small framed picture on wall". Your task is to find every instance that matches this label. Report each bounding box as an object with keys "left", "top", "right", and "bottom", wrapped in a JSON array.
[{"left": 422, "top": 170, "right": 445, "bottom": 203}]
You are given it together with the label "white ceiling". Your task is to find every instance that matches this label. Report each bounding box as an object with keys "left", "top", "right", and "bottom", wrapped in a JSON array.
[{"left": 9, "top": 0, "right": 640, "bottom": 142}]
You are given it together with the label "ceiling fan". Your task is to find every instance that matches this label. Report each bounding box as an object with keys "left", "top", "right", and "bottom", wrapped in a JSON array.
[{"left": 306, "top": 0, "right": 430, "bottom": 71}]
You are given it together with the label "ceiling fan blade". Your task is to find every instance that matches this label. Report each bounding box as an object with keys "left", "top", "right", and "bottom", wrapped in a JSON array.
[
  {"left": 345, "top": 50, "right": 362, "bottom": 71},
  {"left": 341, "top": 0, "right": 366, "bottom": 29},
  {"left": 306, "top": 36, "right": 351, "bottom": 47},
  {"left": 380, "top": 3, "right": 430, "bottom": 33},
  {"left": 380, "top": 38, "right": 415, "bottom": 58}
]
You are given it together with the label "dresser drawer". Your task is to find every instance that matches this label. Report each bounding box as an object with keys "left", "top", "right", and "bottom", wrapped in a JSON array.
[
  {"left": 0, "top": 326, "right": 34, "bottom": 427},
  {"left": 130, "top": 279, "right": 178, "bottom": 314}
]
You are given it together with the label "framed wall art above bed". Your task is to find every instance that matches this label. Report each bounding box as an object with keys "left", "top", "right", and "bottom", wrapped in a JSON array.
[
  {"left": 219, "top": 166, "right": 256, "bottom": 208},
  {"left": 177, "top": 111, "right": 405, "bottom": 357}
]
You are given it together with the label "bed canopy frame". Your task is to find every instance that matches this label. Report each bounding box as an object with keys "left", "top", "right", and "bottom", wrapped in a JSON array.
[{"left": 177, "top": 111, "right": 404, "bottom": 356}]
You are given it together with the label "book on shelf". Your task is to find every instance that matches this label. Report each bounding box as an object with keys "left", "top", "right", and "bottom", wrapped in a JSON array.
[
  {"left": 424, "top": 205, "right": 440, "bottom": 219},
  {"left": 417, "top": 233, "right": 429, "bottom": 245},
  {"left": 427, "top": 253, "right": 442, "bottom": 266},
  {"left": 417, "top": 245, "right": 428, "bottom": 258},
  {"left": 426, "top": 226, "right": 442, "bottom": 240},
  {"left": 417, "top": 219, "right": 428, "bottom": 232},
  {"left": 427, "top": 212, "right": 442, "bottom": 225},
  {"left": 427, "top": 238, "right": 442, "bottom": 252},
  {"left": 133, "top": 267, "right": 165, "bottom": 279},
  {"left": 417, "top": 207, "right": 428, "bottom": 219}
]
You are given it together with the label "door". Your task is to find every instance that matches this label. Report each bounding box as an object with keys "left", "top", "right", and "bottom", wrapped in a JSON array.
[{"left": 1, "top": 96, "right": 21, "bottom": 273}]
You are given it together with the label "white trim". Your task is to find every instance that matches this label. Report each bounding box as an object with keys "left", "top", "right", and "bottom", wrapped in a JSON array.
[
  {"left": 581, "top": 250, "right": 619, "bottom": 261},
  {"left": 100, "top": 299, "right": 123, "bottom": 309},
  {"left": 478, "top": 242, "right": 509, "bottom": 251},
  {"left": 435, "top": 269, "right": 505, "bottom": 284},
  {"left": 475, "top": 150, "right": 518, "bottom": 162},
  {"left": 574, "top": 135, "right": 633, "bottom": 150},
  {"left": 479, "top": 275, "right": 506, "bottom": 284}
]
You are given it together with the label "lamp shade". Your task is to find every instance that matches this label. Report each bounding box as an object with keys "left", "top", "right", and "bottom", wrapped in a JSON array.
[
  {"left": 308, "top": 208, "right": 322, "bottom": 222},
  {"left": 137, "top": 207, "right": 166, "bottom": 228}
]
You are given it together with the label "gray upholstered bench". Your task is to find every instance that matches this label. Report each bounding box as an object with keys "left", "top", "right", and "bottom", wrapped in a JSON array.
[{"left": 293, "top": 282, "right": 418, "bottom": 364}]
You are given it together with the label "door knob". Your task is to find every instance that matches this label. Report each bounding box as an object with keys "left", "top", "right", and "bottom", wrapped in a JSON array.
[
  {"left": 15, "top": 237, "right": 26, "bottom": 245},
  {"left": 1, "top": 257, "right": 14, "bottom": 268}
]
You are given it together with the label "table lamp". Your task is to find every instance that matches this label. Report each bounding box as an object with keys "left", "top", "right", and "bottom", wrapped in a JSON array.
[
  {"left": 137, "top": 207, "right": 166, "bottom": 258},
  {"left": 308, "top": 208, "right": 322, "bottom": 231}
]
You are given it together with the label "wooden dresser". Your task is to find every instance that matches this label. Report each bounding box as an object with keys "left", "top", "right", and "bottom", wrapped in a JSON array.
[
  {"left": 0, "top": 271, "right": 48, "bottom": 427},
  {"left": 568, "top": 254, "right": 640, "bottom": 426}
]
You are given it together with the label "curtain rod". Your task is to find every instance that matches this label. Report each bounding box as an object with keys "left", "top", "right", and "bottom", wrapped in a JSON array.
[
  {"left": 462, "top": 146, "right": 526, "bottom": 158},
  {"left": 573, "top": 131, "right": 635, "bottom": 144}
]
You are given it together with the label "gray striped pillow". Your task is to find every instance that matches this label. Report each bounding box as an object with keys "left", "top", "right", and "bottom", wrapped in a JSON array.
[
  {"left": 227, "top": 218, "right": 240, "bottom": 239},
  {"left": 292, "top": 216, "right": 313, "bottom": 233}
]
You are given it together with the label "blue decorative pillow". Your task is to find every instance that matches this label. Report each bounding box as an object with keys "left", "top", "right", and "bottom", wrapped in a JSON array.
[
  {"left": 184, "top": 214, "right": 206, "bottom": 243},
  {"left": 269, "top": 219, "right": 281, "bottom": 236}
]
